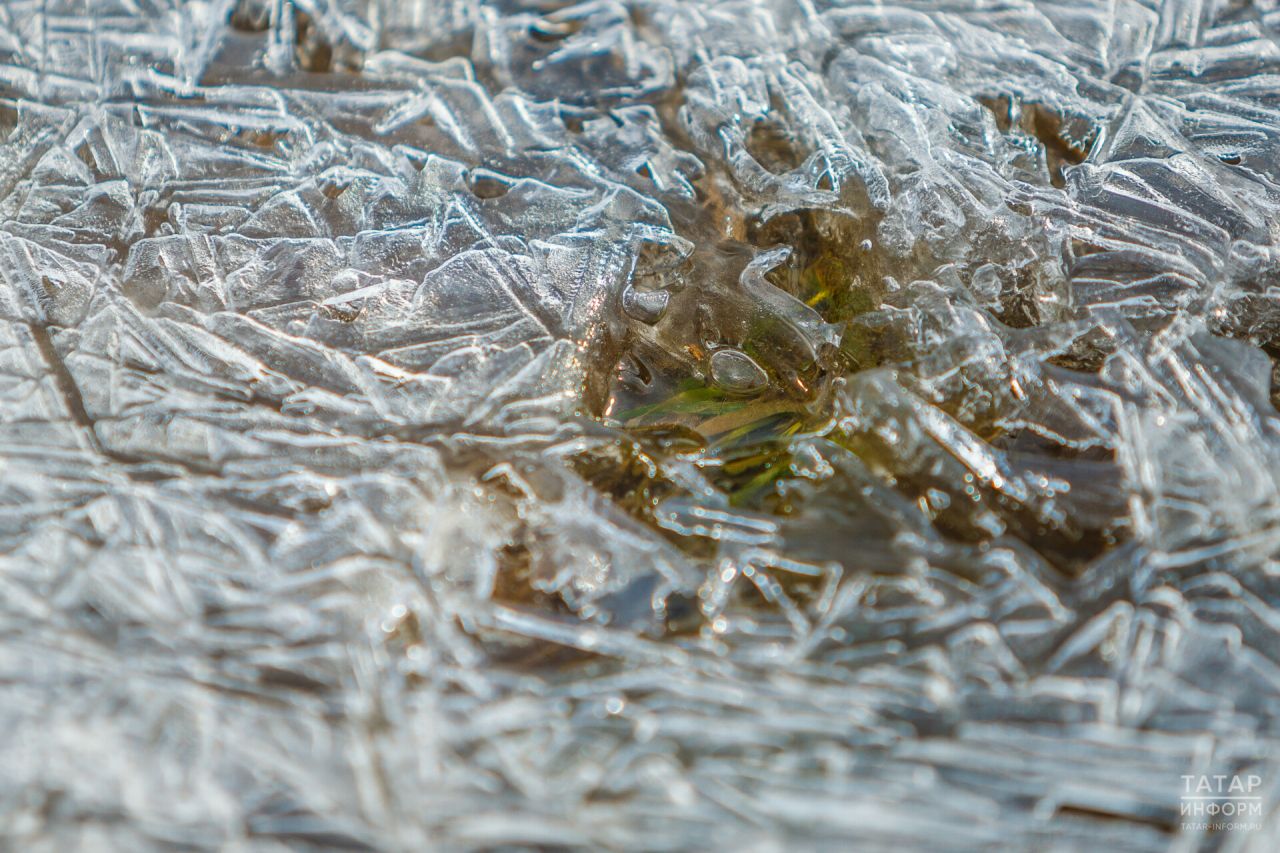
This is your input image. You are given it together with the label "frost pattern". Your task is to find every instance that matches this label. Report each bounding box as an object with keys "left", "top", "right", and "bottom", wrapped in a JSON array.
[{"left": 3, "top": 0, "right": 1280, "bottom": 849}]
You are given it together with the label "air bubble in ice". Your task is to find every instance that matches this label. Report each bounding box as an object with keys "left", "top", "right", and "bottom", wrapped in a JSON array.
[
  {"left": 709, "top": 348, "right": 768, "bottom": 394},
  {"left": 622, "top": 284, "right": 670, "bottom": 324}
]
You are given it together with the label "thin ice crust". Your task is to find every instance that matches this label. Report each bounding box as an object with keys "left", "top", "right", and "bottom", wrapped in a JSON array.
[{"left": 2, "top": 1, "right": 1280, "bottom": 850}]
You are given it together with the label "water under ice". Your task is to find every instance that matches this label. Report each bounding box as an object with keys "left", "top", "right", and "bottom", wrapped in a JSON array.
[{"left": 3, "top": 0, "right": 1280, "bottom": 849}]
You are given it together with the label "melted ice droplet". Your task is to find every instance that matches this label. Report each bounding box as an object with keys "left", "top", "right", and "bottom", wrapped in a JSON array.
[
  {"left": 709, "top": 348, "right": 768, "bottom": 394},
  {"left": 622, "top": 285, "right": 670, "bottom": 324}
]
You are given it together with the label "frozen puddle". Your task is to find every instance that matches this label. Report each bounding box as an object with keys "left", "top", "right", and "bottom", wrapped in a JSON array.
[{"left": 1, "top": 0, "right": 1280, "bottom": 849}]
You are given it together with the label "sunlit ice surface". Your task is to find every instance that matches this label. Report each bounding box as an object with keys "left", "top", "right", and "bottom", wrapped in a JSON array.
[{"left": 3, "top": 0, "right": 1280, "bottom": 849}]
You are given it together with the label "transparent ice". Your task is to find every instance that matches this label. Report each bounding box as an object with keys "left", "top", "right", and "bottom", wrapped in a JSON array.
[{"left": 3, "top": 0, "right": 1280, "bottom": 849}]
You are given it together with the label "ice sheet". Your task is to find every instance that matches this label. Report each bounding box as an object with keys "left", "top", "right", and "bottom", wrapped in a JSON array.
[{"left": 2, "top": 0, "right": 1280, "bottom": 849}]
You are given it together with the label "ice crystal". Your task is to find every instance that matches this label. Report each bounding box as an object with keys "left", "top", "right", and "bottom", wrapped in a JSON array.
[{"left": 3, "top": 0, "right": 1280, "bottom": 849}]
